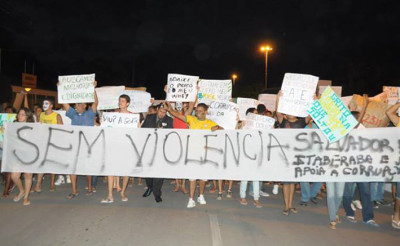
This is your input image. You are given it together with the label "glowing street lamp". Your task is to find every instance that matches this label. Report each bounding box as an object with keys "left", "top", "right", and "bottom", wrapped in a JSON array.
[
  {"left": 260, "top": 45, "right": 273, "bottom": 90},
  {"left": 231, "top": 74, "right": 238, "bottom": 86}
]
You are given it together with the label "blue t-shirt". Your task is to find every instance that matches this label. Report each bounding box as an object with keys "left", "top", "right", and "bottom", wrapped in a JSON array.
[{"left": 66, "top": 107, "right": 96, "bottom": 126}]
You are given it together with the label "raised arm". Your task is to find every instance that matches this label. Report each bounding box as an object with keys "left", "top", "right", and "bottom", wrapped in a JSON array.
[
  {"left": 386, "top": 102, "right": 400, "bottom": 126},
  {"left": 92, "top": 81, "right": 98, "bottom": 113},
  {"left": 275, "top": 90, "right": 284, "bottom": 124},
  {"left": 57, "top": 114, "right": 63, "bottom": 125},
  {"left": 165, "top": 102, "right": 186, "bottom": 122}
]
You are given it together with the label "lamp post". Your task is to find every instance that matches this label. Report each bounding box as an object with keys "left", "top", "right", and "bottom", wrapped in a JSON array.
[
  {"left": 231, "top": 74, "right": 237, "bottom": 98},
  {"left": 260, "top": 45, "right": 272, "bottom": 90}
]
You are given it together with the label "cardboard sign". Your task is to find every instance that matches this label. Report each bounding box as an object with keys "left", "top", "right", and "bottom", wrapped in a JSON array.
[
  {"left": 348, "top": 94, "right": 365, "bottom": 112},
  {"left": 0, "top": 113, "right": 16, "bottom": 143},
  {"left": 58, "top": 74, "right": 95, "bottom": 103},
  {"left": 22, "top": 73, "right": 37, "bottom": 89},
  {"left": 243, "top": 113, "right": 275, "bottom": 130},
  {"left": 237, "top": 97, "right": 259, "bottom": 120},
  {"left": 278, "top": 73, "right": 319, "bottom": 117},
  {"left": 319, "top": 86, "right": 342, "bottom": 97},
  {"left": 207, "top": 101, "right": 238, "bottom": 130},
  {"left": 96, "top": 86, "right": 125, "bottom": 110},
  {"left": 361, "top": 101, "right": 390, "bottom": 128},
  {"left": 166, "top": 74, "right": 199, "bottom": 102},
  {"left": 340, "top": 96, "right": 353, "bottom": 109},
  {"left": 120, "top": 90, "right": 152, "bottom": 113},
  {"left": 307, "top": 87, "right": 358, "bottom": 142},
  {"left": 3, "top": 123, "right": 400, "bottom": 182},
  {"left": 198, "top": 79, "right": 232, "bottom": 105},
  {"left": 258, "top": 94, "right": 276, "bottom": 111},
  {"left": 101, "top": 113, "right": 140, "bottom": 128}
]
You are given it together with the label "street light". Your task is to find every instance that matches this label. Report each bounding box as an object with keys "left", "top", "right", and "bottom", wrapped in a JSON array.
[
  {"left": 231, "top": 74, "right": 238, "bottom": 86},
  {"left": 260, "top": 45, "right": 273, "bottom": 90}
]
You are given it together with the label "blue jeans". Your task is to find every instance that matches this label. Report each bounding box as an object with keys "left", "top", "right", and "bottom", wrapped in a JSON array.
[
  {"left": 370, "top": 182, "right": 385, "bottom": 201},
  {"left": 249, "top": 181, "right": 264, "bottom": 193},
  {"left": 240, "top": 181, "right": 260, "bottom": 200},
  {"left": 92, "top": 176, "right": 98, "bottom": 188},
  {"left": 343, "top": 182, "right": 374, "bottom": 222},
  {"left": 326, "top": 182, "right": 345, "bottom": 222},
  {"left": 300, "top": 182, "right": 323, "bottom": 202}
]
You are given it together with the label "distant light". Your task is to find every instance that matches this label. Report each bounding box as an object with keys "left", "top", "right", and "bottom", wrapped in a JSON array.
[
  {"left": 232, "top": 74, "right": 237, "bottom": 79},
  {"left": 260, "top": 45, "right": 273, "bottom": 52},
  {"left": 25, "top": 88, "right": 32, "bottom": 92}
]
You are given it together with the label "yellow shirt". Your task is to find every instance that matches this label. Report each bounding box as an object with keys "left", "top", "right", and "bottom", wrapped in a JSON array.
[
  {"left": 186, "top": 115, "right": 217, "bottom": 130},
  {"left": 40, "top": 112, "right": 58, "bottom": 125},
  {"left": 397, "top": 121, "right": 400, "bottom": 127}
]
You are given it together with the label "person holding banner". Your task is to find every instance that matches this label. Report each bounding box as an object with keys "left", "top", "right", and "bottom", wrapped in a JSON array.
[
  {"left": 166, "top": 102, "right": 223, "bottom": 208},
  {"left": 9, "top": 107, "right": 35, "bottom": 205},
  {"left": 101, "top": 94, "right": 134, "bottom": 203},
  {"left": 141, "top": 104, "right": 173, "bottom": 202},
  {"left": 34, "top": 99, "right": 63, "bottom": 193},
  {"left": 386, "top": 102, "right": 400, "bottom": 229},
  {"left": 61, "top": 81, "right": 98, "bottom": 199}
]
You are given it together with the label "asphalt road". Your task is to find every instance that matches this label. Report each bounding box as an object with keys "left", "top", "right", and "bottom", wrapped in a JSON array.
[{"left": 0, "top": 177, "right": 398, "bottom": 246}]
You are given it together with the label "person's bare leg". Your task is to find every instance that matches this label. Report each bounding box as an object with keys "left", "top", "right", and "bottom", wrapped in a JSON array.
[
  {"left": 107, "top": 176, "right": 114, "bottom": 199},
  {"left": 70, "top": 175, "right": 78, "bottom": 195},
  {"left": 120, "top": 176, "right": 129, "bottom": 199},
  {"left": 115, "top": 176, "right": 121, "bottom": 191},
  {"left": 228, "top": 180, "right": 233, "bottom": 190},
  {"left": 181, "top": 179, "right": 188, "bottom": 193},
  {"left": 199, "top": 180, "right": 206, "bottom": 195},
  {"left": 289, "top": 184, "right": 295, "bottom": 208},
  {"left": 11, "top": 172, "right": 24, "bottom": 199},
  {"left": 218, "top": 180, "right": 223, "bottom": 193},
  {"left": 283, "top": 184, "right": 290, "bottom": 210},
  {"left": 174, "top": 179, "right": 180, "bottom": 191},
  {"left": 2, "top": 173, "right": 12, "bottom": 196},
  {"left": 35, "top": 173, "right": 44, "bottom": 191},
  {"left": 50, "top": 174, "right": 56, "bottom": 190},
  {"left": 189, "top": 180, "right": 196, "bottom": 199},
  {"left": 86, "top": 176, "right": 92, "bottom": 192},
  {"left": 138, "top": 178, "right": 142, "bottom": 185},
  {"left": 23, "top": 173, "right": 33, "bottom": 205}
]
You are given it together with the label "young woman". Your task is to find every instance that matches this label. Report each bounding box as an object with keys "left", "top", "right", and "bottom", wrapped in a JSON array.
[{"left": 10, "top": 107, "right": 35, "bottom": 205}]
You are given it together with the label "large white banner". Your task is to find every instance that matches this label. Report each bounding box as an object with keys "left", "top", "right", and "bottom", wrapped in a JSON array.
[
  {"left": 101, "top": 113, "right": 140, "bottom": 128},
  {"left": 58, "top": 74, "right": 95, "bottom": 103},
  {"left": 278, "top": 73, "right": 319, "bottom": 117},
  {"left": 237, "top": 97, "right": 259, "bottom": 120},
  {"left": 121, "top": 90, "right": 152, "bottom": 113},
  {"left": 96, "top": 86, "right": 125, "bottom": 110},
  {"left": 2, "top": 123, "right": 399, "bottom": 182},
  {"left": 166, "top": 74, "right": 199, "bottom": 102},
  {"left": 207, "top": 101, "right": 238, "bottom": 130},
  {"left": 198, "top": 79, "right": 232, "bottom": 105}
]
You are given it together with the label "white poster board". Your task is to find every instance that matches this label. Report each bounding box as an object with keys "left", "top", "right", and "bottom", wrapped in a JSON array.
[
  {"left": 57, "top": 74, "right": 95, "bottom": 103},
  {"left": 101, "top": 112, "right": 139, "bottom": 128},
  {"left": 258, "top": 94, "right": 276, "bottom": 111},
  {"left": 319, "top": 85, "right": 342, "bottom": 97},
  {"left": 207, "top": 101, "right": 238, "bottom": 130},
  {"left": 121, "top": 90, "right": 152, "bottom": 113},
  {"left": 278, "top": 73, "right": 319, "bottom": 117},
  {"left": 96, "top": 86, "right": 125, "bottom": 110},
  {"left": 166, "top": 74, "right": 199, "bottom": 102},
  {"left": 198, "top": 79, "right": 232, "bottom": 105},
  {"left": 243, "top": 113, "right": 275, "bottom": 130},
  {"left": 237, "top": 97, "right": 259, "bottom": 120}
]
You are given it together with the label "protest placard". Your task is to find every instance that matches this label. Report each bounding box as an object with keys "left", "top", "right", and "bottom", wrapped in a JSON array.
[
  {"left": 383, "top": 86, "right": 399, "bottom": 104},
  {"left": 237, "top": 97, "right": 259, "bottom": 120},
  {"left": 340, "top": 96, "right": 353, "bottom": 108},
  {"left": 166, "top": 74, "right": 199, "bottom": 102},
  {"left": 3, "top": 123, "right": 399, "bottom": 182},
  {"left": 307, "top": 86, "right": 358, "bottom": 142},
  {"left": 54, "top": 110, "right": 71, "bottom": 125},
  {"left": 361, "top": 101, "right": 390, "bottom": 128},
  {"left": 120, "top": 90, "right": 152, "bottom": 113},
  {"left": 0, "top": 113, "right": 16, "bottom": 143},
  {"left": 318, "top": 86, "right": 342, "bottom": 97},
  {"left": 198, "top": 79, "right": 232, "bottom": 105},
  {"left": 243, "top": 113, "right": 275, "bottom": 130},
  {"left": 96, "top": 86, "right": 125, "bottom": 110},
  {"left": 278, "top": 73, "right": 319, "bottom": 117},
  {"left": 258, "top": 94, "right": 276, "bottom": 111},
  {"left": 207, "top": 101, "right": 238, "bottom": 130},
  {"left": 58, "top": 74, "right": 95, "bottom": 103},
  {"left": 100, "top": 112, "right": 140, "bottom": 128}
]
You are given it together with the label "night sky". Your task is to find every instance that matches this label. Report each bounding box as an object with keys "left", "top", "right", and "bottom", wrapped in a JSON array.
[{"left": 1, "top": 0, "right": 399, "bottom": 100}]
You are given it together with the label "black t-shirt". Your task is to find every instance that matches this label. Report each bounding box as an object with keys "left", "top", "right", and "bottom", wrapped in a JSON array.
[{"left": 279, "top": 117, "right": 307, "bottom": 129}]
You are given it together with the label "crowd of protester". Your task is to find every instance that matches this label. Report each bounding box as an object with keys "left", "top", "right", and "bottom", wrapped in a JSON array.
[{"left": 0, "top": 82, "right": 399, "bottom": 231}]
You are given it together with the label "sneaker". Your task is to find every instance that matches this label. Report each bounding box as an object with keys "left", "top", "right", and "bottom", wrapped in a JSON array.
[
  {"left": 259, "top": 190, "right": 270, "bottom": 197},
  {"left": 372, "top": 201, "right": 379, "bottom": 209},
  {"left": 353, "top": 200, "right": 362, "bottom": 209},
  {"left": 55, "top": 175, "right": 65, "bottom": 186},
  {"left": 187, "top": 198, "right": 196, "bottom": 208},
  {"left": 272, "top": 184, "right": 279, "bottom": 195},
  {"left": 217, "top": 193, "right": 222, "bottom": 200},
  {"left": 363, "top": 219, "right": 380, "bottom": 227},
  {"left": 300, "top": 201, "right": 308, "bottom": 207},
  {"left": 346, "top": 216, "right": 357, "bottom": 223},
  {"left": 377, "top": 199, "right": 390, "bottom": 206},
  {"left": 310, "top": 197, "right": 318, "bottom": 204},
  {"left": 197, "top": 195, "right": 207, "bottom": 205},
  {"left": 66, "top": 175, "right": 71, "bottom": 184},
  {"left": 226, "top": 190, "right": 232, "bottom": 198}
]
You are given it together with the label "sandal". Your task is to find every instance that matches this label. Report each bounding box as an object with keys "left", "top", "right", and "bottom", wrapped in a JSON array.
[
  {"left": 13, "top": 193, "right": 25, "bottom": 202},
  {"left": 121, "top": 196, "right": 128, "bottom": 202},
  {"left": 101, "top": 197, "right": 114, "bottom": 204},
  {"left": 173, "top": 186, "right": 180, "bottom": 192},
  {"left": 253, "top": 200, "right": 263, "bottom": 208},
  {"left": 329, "top": 221, "right": 336, "bottom": 230},
  {"left": 240, "top": 199, "right": 248, "bottom": 206},
  {"left": 392, "top": 215, "right": 400, "bottom": 229},
  {"left": 181, "top": 187, "right": 189, "bottom": 194},
  {"left": 86, "top": 191, "right": 94, "bottom": 196},
  {"left": 289, "top": 207, "right": 298, "bottom": 214},
  {"left": 282, "top": 209, "right": 289, "bottom": 216},
  {"left": 23, "top": 200, "right": 31, "bottom": 206},
  {"left": 66, "top": 193, "right": 79, "bottom": 200}
]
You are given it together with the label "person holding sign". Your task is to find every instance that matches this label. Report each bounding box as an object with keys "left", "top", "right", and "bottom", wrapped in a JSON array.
[
  {"left": 141, "top": 104, "right": 173, "bottom": 203},
  {"left": 101, "top": 94, "right": 134, "bottom": 204},
  {"left": 10, "top": 108, "right": 35, "bottom": 205},
  {"left": 276, "top": 90, "right": 312, "bottom": 215},
  {"left": 34, "top": 99, "right": 63, "bottom": 193},
  {"left": 386, "top": 102, "right": 400, "bottom": 229},
  {"left": 166, "top": 102, "right": 223, "bottom": 208},
  {"left": 61, "top": 81, "right": 98, "bottom": 199}
]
